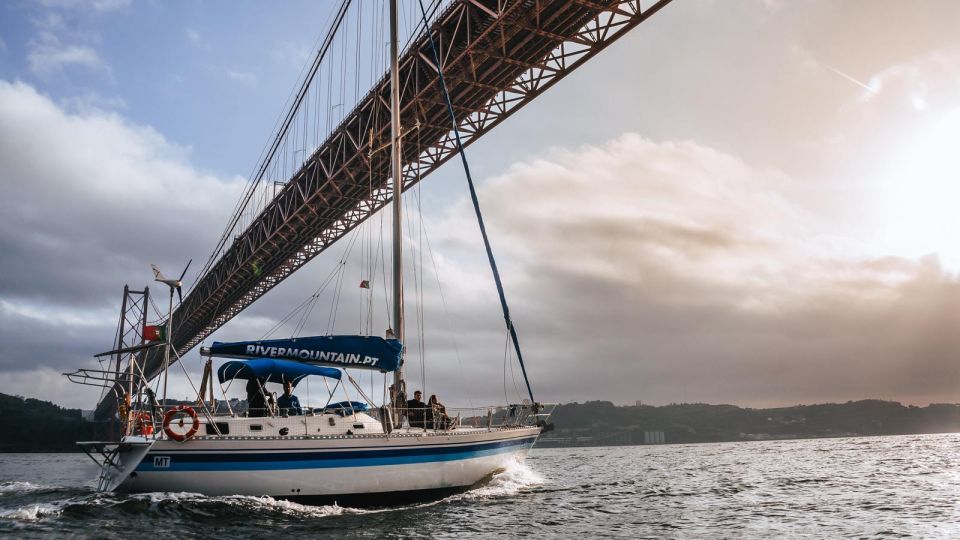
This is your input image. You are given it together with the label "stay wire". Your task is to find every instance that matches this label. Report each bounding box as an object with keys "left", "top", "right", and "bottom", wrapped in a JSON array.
[
  {"left": 417, "top": 190, "right": 472, "bottom": 408},
  {"left": 416, "top": 0, "right": 535, "bottom": 404},
  {"left": 324, "top": 228, "right": 362, "bottom": 335},
  {"left": 403, "top": 185, "right": 424, "bottom": 394},
  {"left": 261, "top": 260, "right": 343, "bottom": 340}
]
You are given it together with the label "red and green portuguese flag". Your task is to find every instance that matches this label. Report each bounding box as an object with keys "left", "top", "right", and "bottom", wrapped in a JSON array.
[{"left": 143, "top": 325, "right": 167, "bottom": 342}]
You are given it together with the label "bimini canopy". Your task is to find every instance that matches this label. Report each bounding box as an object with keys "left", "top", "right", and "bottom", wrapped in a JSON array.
[
  {"left": 217, "top": 358, "right": 342, "bottom": 387},
  {"left": 204, "top": 335, "right": 402, "bottom": 373}
]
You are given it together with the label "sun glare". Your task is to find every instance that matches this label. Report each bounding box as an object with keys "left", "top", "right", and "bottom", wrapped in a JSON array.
[{"left": 870, "top": 107, "right": 960, "bottom": 272}]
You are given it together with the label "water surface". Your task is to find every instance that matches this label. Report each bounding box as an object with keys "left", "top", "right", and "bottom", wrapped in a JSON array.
[{"left": 2, "top": 434, "right": 959, "bottom": 538}]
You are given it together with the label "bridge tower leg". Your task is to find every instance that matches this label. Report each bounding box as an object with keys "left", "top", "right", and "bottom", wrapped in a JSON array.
[{"left": 96, "top": 285, "right": 150, "bottom": 440}]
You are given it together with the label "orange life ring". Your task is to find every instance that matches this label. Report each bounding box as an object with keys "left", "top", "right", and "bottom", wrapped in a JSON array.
[
  {"left": 134, "top": 411, "right": 154, "bottom": 435},
  {"left": 162, "top": 405, "right": 199, "bottom": 442}
]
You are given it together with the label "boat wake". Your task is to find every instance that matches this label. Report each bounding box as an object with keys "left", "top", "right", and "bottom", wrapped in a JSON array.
[
  {"left": 126, "top": 491, "right": 363, "bottom": 518},
  {"left": 0, "top": 489, "right": 359, "bottom": 524},
  {"left": 437, "top": 456, "right": 546, "bottom": 506},
  {"left": 0, "top": 481, "right": 55, "bottom": 494},
  {"left": 0, "top": 502, "right": 63, "bottom": 522},
  {"left": 0, "top": 459, "right": 546, "bottom": 526}
]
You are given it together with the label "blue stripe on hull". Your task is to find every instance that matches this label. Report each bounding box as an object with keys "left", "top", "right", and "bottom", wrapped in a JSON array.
[{"left": 137, "top": 436, "right": 536, "bottom": 472}]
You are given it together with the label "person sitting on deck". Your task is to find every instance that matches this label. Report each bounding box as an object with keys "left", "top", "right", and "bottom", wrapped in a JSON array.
[
  {"left": 246, "top": 377, "right": 269, "bottom": 417},
  {"left": 406, "top": 390, "right": 427, "bottom": 429},
  {"left": 277, "top": 379, "right": 303, "bottom": 416},
  {"left": 428, "top": 394, "right": 451, "bottom": 430}
]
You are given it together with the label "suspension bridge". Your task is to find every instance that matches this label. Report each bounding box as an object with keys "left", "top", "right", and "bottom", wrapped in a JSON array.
[{"left": 95, "top": 0, "right": 673, "bottom": 418}]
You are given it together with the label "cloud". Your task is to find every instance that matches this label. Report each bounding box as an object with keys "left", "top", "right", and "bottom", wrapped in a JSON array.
[
  {"left": 415, "top": 134, "right": 960, "bottom": 407},
  {"left": 24, "top": 0, "right": 131, "bottom": 82},
  {"left": 59, "top": 90, "right": 128, "bottom": 113},
  {"left": 27, "top": 32, "right": 111, "bottom": 79},
  {"left": 0, "top": 80, "right": 244, "bottom": 406},
  {"left": 225, "top": 70, "right": 257, "bottom": 85},
  {"left": 5, "top": 113, "right": 954, "bottom": 409},
  {"left": 859, "top": 49, "right": 960, "bottom": 110},
  {"left": 37, "top": 0, "right": 131, "bottom": 13},
  {"left": 0, "top": 80, "right": 244, "bottom": 304},
  {"left": 270, "top": 42, "right": 313, "bottom": 70}
]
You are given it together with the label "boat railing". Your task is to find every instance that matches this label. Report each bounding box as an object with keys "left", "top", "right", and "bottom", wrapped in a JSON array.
[
  {"left": 370, "top": 403, "right": 554, "bottom": 432},
  {"left": 121, "top": 402, "right": 555, "bottom": 439}
]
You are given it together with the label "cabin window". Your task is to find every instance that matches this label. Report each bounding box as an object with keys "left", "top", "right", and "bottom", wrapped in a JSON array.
[
  {"left": 352, "top": 423, "right": 365, "bottom": 429},
  {"left": 205, "top": 422, "right": 230, "bottom": 435},
  {"left": 250, "top": 424, "right": 263, "bottom": 431}
]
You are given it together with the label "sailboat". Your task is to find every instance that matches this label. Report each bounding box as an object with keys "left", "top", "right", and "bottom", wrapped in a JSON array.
[{"left": 66, "top": 0, "right": 549, "bottom": 506}]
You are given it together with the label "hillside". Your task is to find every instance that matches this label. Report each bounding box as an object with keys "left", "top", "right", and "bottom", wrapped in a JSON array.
[
  {"left": 540, "top": 400, "right": 960, "bottom": 446},
  {"left": 0, "top": 393, "right": 95, "bottom": 452},
  {"left": 3, "top": 393, "right": 960, "bottom": 451}
]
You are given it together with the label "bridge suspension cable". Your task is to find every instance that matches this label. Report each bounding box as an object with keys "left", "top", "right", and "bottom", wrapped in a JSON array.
[{"left": 195, "top": 0, "right": 353, "bottom": 284}]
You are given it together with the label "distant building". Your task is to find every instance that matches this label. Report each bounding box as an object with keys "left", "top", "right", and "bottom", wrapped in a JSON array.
[{"left": 643, "top": 430, "right": 665, "bottom": 444}]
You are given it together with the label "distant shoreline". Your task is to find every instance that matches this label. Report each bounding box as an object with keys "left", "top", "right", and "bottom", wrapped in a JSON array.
[
  {"left": 534, "top": 429, "right": 960, "bottom": 449},
  {"left": 535, "top": 399, "right": 960, "bottom": 449},
  {"left": 2, "top": 393, "right": 959, "bottom": 452}
]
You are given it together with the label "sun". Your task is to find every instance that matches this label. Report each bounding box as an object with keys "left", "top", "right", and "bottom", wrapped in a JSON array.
[{"left": 869, "top": 107, "right": 960, "bottom": 271}]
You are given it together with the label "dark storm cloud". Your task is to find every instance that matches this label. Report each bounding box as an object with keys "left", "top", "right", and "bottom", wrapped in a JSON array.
[{"left": 0, "top": 300, "right": 116, "bottom": 373}]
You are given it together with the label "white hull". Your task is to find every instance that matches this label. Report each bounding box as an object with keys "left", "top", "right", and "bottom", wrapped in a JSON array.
[{"left": 111, "top": 425, "right": 539, "bottom": 504}]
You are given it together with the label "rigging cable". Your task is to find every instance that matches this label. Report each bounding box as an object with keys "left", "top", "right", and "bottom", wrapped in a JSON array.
[
  {"left": 416, "top": 0, "right": 535, "bottom": 404},
  {"left": 416, "top": 121, "right": 427, "bottom": 399},
  {"left": 416, "top": 188, "right": 473, "bottom": 408}
]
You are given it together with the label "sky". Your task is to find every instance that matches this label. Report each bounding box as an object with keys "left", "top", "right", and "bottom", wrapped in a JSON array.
[{"left": 2, "top": 0, "right": 960, "bottom": 410}]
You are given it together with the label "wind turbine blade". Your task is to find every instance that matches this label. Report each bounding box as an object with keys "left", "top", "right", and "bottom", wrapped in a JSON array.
[
  {"left": 177, "top": 285, "right": 183, "bottom": 304},
  {"left": 150, "top": 264, "right": 168, "bottom": 282},
  {"left": 178, "top": 259, "right": 193, "bottom": 282}
]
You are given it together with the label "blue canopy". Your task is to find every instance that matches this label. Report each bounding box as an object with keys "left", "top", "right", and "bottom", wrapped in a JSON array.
[
  {"left": 324, "top": 400, "right": 368, "bottom": 412},
  {"left": 217, "top": 358, "right": 342, "bottom": 386},
  {"left": 206, "top": 335, "right": 402, "bottom": 373}
]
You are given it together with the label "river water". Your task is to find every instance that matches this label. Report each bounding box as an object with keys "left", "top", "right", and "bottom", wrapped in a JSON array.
[{"left": 2, "top": 434, "right": 959, "bottom": 538}]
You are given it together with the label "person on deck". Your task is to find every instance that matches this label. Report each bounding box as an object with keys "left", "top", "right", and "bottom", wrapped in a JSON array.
[
  {"left": 277, "top": 379, "right": 303, "bottom": 416},
  {"left": 406, "top": 390, "right": 427, "bottom": 429},
  {"left": 246, "top": 377, "right": 268, "bottom": 417},
  {"left": 428, "top": 394, "right": 451, "bottom": 430}
]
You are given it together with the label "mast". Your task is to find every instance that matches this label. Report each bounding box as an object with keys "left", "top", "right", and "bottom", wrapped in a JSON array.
[
  {"left": 389, "top": 0, "right": 405, "bottom": 390},
  {"left": 162, "top": 286, "right": 173, "bottom": 407}
]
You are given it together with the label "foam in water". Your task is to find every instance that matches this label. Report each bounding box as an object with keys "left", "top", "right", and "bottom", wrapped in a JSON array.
[
  {"left": 125, "top": 491, "right": 359, "bottom": 518},
  {"left": 0, "top": 481, "right": 48, "bottom": 494},
  {"left": 454, "top": 456, "right": 546, "bottom": 501},
  {"left": 130, "top": 491, "right": 207, "bottom": 504},
  {"left": 0, "top": 503, "right": 62, "bottom": 522},
  {"left": 221, "top": 495, "right": 355, "bottom": 517}
]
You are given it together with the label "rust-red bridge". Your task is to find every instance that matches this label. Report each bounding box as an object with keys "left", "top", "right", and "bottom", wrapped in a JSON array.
[{"left": 98, "top": 0, "right": 672, "bottom": 416}]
